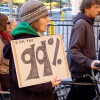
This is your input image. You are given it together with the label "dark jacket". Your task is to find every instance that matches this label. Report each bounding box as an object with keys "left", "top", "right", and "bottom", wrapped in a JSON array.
[
  {"left": 98, "top": 32, "right": 100, "bottom": 60},
  {"left": 3, "top": 22, "right": 54, "bottom": 100},
  {"left": 67, "top": 12, "right": 96, "bottom": 78}
]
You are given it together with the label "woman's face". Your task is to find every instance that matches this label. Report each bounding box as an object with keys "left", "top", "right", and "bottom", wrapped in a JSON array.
[
  {"left": 10, "top": 20, "right": 17, "bottom": 31},
  {"left": 37, "top": 15, "right": 50, "bottom": 33}
]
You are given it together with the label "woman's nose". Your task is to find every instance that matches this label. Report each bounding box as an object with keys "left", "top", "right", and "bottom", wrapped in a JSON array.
[{"left": 47, "top": 17, "right": 50, "bottom": 22}]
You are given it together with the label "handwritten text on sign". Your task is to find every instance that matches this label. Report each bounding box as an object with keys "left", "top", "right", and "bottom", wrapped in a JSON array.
[{"left": 11, "top": 35, "right": 70, "bottom": 88}]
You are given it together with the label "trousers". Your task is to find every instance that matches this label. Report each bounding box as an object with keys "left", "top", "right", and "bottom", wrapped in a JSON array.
[{"left": 66, "top": 77, "right": 96, "bottom": 100}]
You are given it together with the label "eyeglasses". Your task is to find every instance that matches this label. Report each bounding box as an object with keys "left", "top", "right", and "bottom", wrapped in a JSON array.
[{"left": 7, "top": 21, "right": 10, "bottom": 24}]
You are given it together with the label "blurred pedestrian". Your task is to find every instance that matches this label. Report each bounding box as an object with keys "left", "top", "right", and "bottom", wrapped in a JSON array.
[
  {"left": 66, "top": 0, "right": 100, "bottom": 100},
  {"left": 17, "top": 3, "right": 22, "bottom": 13},
  {"left": 3, "top": 0, "right": 61, "bottom": 100},
  {"left": 98, "top": 32, "right": 100, "bottom": 60}
]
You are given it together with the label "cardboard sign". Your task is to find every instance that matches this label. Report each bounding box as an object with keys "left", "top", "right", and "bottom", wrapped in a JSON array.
[{"left": 11, "top": 34, "right": 70, "bottom": 88}]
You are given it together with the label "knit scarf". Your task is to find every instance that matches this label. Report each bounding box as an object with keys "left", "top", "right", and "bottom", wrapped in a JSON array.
[{"left": 0, "top": 32, "right": 10, "bottom": 43}]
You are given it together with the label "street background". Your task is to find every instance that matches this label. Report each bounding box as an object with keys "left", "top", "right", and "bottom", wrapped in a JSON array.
[{"left": 0, "top": 0, "right": 100, "bottom": 99}]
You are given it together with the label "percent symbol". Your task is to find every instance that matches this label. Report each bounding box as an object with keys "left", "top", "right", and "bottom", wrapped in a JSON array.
[{"left": 51, "top": 38, "right": 62, "bottom": 66}]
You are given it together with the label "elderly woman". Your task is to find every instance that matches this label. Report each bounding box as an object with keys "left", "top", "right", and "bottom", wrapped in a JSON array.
[
  {"left": 0, "top": 14, "right": 10, "bottom": 100},
  {"left": 3, "top": 0, "right": 61, "bottom": 100}
]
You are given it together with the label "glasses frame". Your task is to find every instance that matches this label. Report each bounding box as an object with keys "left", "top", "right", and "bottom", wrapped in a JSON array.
[{"left": 7, "top": 21, "right": 10, "bottom": 24}]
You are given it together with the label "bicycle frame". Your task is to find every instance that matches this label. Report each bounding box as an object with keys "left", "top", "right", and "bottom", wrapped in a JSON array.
[{"left": 55, "top": 69, "right": 100, "bottom": 100}]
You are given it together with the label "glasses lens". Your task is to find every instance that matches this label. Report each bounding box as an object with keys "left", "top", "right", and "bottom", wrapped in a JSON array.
[{"left": 7, "top": 21, "right": 10, "bottom": 24}]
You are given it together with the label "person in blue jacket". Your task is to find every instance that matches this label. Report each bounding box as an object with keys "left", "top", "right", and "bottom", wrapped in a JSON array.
[{"left": 3, "top": 0, "right": 61, "bottom": 100}]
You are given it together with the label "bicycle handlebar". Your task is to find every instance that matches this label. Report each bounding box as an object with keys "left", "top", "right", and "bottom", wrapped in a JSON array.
[{"left": 95, "top": 63, "right": 100, "bottom": 67}]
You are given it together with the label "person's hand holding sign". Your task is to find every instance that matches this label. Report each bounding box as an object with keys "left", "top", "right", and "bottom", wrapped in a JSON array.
[{"left": 51, "top": 76, "right": 61, "bottom": 87}]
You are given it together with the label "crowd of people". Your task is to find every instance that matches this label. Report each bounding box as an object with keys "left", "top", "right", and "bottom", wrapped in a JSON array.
[{"left": 0, "top": 0, "right": 100, "bottom": 100}]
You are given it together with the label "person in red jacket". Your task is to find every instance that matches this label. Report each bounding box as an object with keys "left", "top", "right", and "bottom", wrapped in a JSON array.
[{"left": 0, "top": 13, "right": 10, "bottom": 100}]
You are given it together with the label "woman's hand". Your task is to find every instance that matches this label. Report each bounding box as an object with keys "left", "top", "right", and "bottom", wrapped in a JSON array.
[{"left": 51, "top": 76, "right": 61, "bottom": 88}]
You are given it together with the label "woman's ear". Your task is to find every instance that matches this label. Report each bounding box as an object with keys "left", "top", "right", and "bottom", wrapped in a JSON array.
[{"left": 37, "top": 20, "right": 41, "bottom": 26}]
